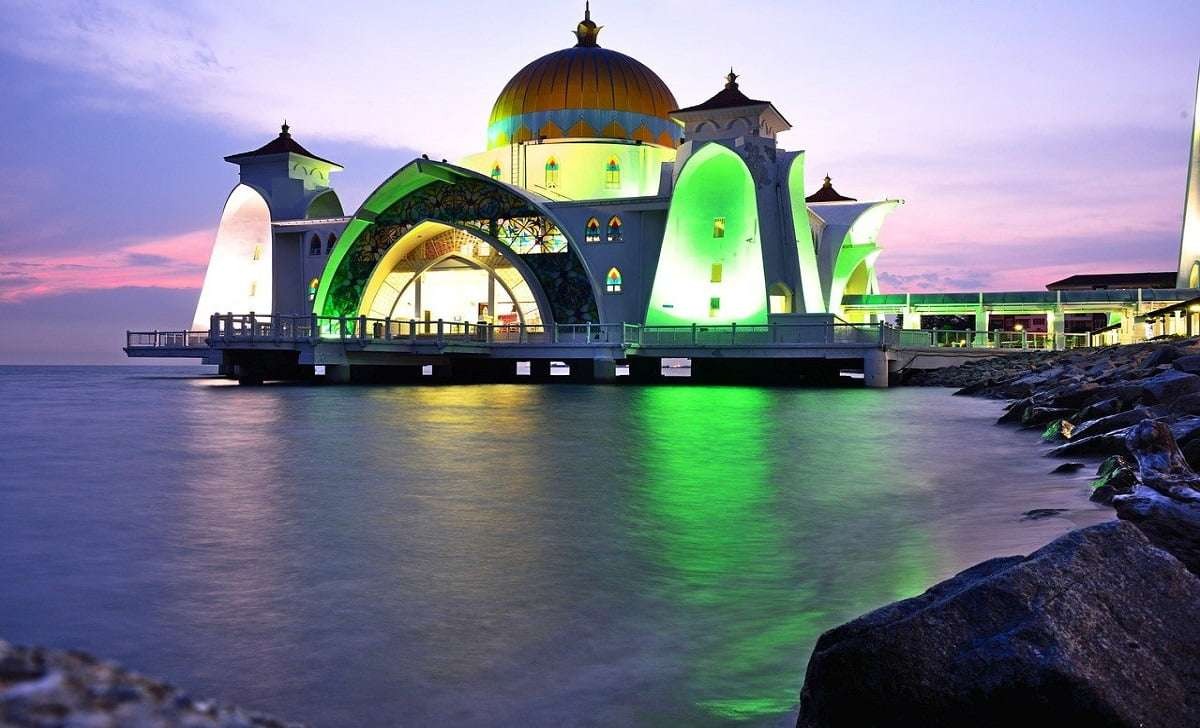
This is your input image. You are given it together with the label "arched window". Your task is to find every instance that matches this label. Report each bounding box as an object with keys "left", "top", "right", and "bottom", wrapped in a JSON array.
[
  {"left": 545, "top": 157, "right": 560, "bottom": 189},
  {"left": 491, "top": 162, "right": 502, "bottom": 180},
  {"left": 585, "top": 217, "right": 601, "bottom": 243},
  {"left": 605, "top": 157, "right": 620, "bottom": 188},
  {"left": 308, "top": 277, "right": 320, "bottom": 302},
  {"left": 1190, "top": 261, "right": 1199, "bottom": 289},
  {"left": 251, "top": 244, "right": 263, "bottom": 261},
  {"left": 606, "top": 267, "right": 622, "bottom": 294},
  {"left": 607, "top": 216, "right": 622, "bottom": 242},
  {"left": 326, "top": 233, "right": 337, "bottom": 255},
  {"left": 309, "top": 234, "right": 322, "bottom": 256}
]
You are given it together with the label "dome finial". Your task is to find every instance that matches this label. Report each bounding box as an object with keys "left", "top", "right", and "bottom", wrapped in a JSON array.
[
  {"left": 725, "top": 68, "right": 739, "bottom": 88},
  {"left": 574, "top": 2, "right": 601, "bottom": 47},
  {"left": 281, "top": 120, "right": 290, "bottom": 136},
  {"left": 823, "top": 174, "right": 832, "bottom": 186}
]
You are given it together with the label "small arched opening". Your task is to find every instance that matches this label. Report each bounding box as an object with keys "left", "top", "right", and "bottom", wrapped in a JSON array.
[{"left": 768, "top": 282, "right": 793, "bottom": 314}]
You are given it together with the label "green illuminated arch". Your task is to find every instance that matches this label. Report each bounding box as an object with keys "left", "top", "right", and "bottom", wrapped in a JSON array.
[
  {"left": 315, "top": 160, "right": 600, "bottom": 324},
  {"left": 646, "top": 143, "right": 766, "bottom": 325}
]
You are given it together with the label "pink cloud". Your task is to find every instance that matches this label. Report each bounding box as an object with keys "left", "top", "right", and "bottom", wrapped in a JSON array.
[{"left": 0, "top": 228, "right": 213, "bottom": 303}]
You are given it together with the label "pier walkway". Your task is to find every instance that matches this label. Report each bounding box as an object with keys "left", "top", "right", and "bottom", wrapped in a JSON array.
[{"left": 125, "top": 313, "right": 1091, "bottom": 387}]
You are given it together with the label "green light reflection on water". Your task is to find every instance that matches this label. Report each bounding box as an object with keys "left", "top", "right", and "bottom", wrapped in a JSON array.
[{"left": 630, "top": 385, "right": 936, "bottom": 722}]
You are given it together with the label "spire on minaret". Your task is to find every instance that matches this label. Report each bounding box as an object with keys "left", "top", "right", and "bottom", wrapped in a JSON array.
[
  {"left": 280, "top": 120, "right": 290, "bottom": 137},
  {"left": 574, "top": 1, "right": 602, "bottom": 47},
  {"left": 726, "top": 68, "right": 739, "bottom": 89}
]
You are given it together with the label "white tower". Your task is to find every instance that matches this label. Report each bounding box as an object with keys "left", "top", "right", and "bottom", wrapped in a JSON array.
[{"left": 1177, "top": 64, "right": 1200, "bottom": 288}]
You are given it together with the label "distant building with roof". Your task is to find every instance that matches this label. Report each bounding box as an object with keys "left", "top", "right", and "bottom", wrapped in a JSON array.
[{"left": 1045, "top": 272, "right": 1178, "bottom": 291}]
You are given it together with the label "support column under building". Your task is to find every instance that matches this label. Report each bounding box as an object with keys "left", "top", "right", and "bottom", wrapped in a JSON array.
[{"left": 863, "top": 349, "right": 889, "bottom": 389}]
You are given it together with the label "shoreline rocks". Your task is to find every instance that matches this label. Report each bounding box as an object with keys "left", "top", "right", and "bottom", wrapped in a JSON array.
[
  {"left": 797, "top": 521, "right": 1200, "bottom": 727},
  {"left": 0, "top": 641, "right": 300, "bottom": 727},
  {"left": 797, "top": 343, "right": 1200, "bottom": 724}
]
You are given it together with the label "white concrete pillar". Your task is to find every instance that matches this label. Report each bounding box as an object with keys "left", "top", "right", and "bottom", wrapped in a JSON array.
[
  {"left": 973, "top": 308, "right": 990, "bottom": 346},
  {"left": 1047, "top": 309, "right": 1065, "bottom": 350},
  {"left": 864, "top": 349, "right": 889, "bottom": 388},
  {"left": 902, "top": 309, "right": 922, "bottom": 330}
]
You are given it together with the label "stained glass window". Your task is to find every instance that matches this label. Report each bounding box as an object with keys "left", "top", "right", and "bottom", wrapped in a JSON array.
[
  {"left": 713, "top": 217, "right": 726, "bottom": 238},
  {"left": 607, "top": 216, "right": 622, "bottom": 242},
  {"left": 308, "top": 277, "right": 320, "bottom": 302},
  {"left": 585, "top": 217, "right": 601, "bottom": 243},
  {"left": 605, "top": 158, "right": 620, "bottom": 188},
  {"left": 606, "top": 267, "right": 622, "bottom": 294},
  {"left": 545, "top": 158, "right": 560, "bottom": 189}
]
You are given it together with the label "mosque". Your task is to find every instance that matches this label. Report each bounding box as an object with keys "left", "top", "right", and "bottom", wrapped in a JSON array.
[
  {"left": 190, "top": 4, "right": 901, "bottom": 336},
  {"left": 129, "top": 8, "right": 1200, "bottom": 383}
]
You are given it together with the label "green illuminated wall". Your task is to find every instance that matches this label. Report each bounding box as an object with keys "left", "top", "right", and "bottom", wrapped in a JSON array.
[
  {"left": 787, "top": 155, "right": 825, "bottom": 313},
  {"left": 646, "top": 143, "right": 767, "bottom": 326}
]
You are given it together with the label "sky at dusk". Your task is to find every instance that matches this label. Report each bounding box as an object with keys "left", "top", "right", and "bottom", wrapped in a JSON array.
[{"left": 0, "top": 0, "right": 1198, "bottom": 363}]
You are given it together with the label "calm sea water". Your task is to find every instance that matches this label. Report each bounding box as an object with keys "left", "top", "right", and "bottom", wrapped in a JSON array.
[{"left": 0, "top": 366, "right": 1111, "bottom": 727}]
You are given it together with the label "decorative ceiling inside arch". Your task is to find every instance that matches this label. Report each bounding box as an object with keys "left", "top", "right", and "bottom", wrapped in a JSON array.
[{"left": 319, "top": 176, "right": 599, "bottom": 324}]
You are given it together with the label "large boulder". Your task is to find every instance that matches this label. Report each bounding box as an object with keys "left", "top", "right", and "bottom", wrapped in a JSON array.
[
  {"left": 1070, "top": 407, "right": 1153, "bottom": 441},
  {"left": 1115, "top": 487, "right": 1200, "bottom": 575},
  {"left": 1139, "top": 369, "right": 1200, "bottom": 405},
  {"left": 1167, "top": 391, "right": 1200, "bottom": 415},
  {"left": 1123, "top": 419, "right": 1200, "bottom": 501},
  {"left": 1172, "top": 353, "right": 1200, "bottom": 375},
  {"left": 1140, "top": 345, "right": 1182, "bottom": 370},
  {"left": 1074, "top": 396, "right": 1123, "bottom": 422},
  {"left": 796, "top": 522, "right": 1200, "bottom": 727}
]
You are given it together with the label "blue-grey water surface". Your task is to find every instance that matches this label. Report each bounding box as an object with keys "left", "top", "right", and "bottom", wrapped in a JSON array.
[{"left": 0, "top": 366, "right": 1111, "bottom": 726}]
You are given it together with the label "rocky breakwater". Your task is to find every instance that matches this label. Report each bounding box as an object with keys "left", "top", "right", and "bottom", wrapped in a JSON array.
[
  {"left": 911, "top": 339, "right": 1200, "bottom": 501},
  {"left": 796, "top": 346, "right": 1200, "bottom": 724},
  {"left": 0, "top": 641, "right": 300, "bottom": 727}
]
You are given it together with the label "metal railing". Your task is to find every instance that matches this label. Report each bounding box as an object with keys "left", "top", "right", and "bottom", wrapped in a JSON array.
[
  {"left": 125, "top": 330, "right": 209, "bottom": 349},
  {"left": 919, "top": 329, "right": 1090, "bottom": 350},
  {"left": 124, "top": 315, "right": 1099, "bottom": 353}
]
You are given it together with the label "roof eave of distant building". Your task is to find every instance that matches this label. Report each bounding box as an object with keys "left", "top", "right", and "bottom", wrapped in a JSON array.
[{"left": 1045, "top": 272, "right": 1178, "bottom": 290}]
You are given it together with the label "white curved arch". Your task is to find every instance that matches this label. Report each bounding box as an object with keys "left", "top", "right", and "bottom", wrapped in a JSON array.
[{"left": 192, "top": 184, "right": 272, "bottom": 329}]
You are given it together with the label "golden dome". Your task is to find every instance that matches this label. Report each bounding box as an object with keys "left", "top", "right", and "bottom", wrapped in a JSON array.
[{"left": 486, "top": 6, "right": 680, "bottom": 150}]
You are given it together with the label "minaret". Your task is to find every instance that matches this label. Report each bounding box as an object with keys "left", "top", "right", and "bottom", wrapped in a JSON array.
[{"left": 1178, "top": 63, "right": 1200, "bottom": 287}]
